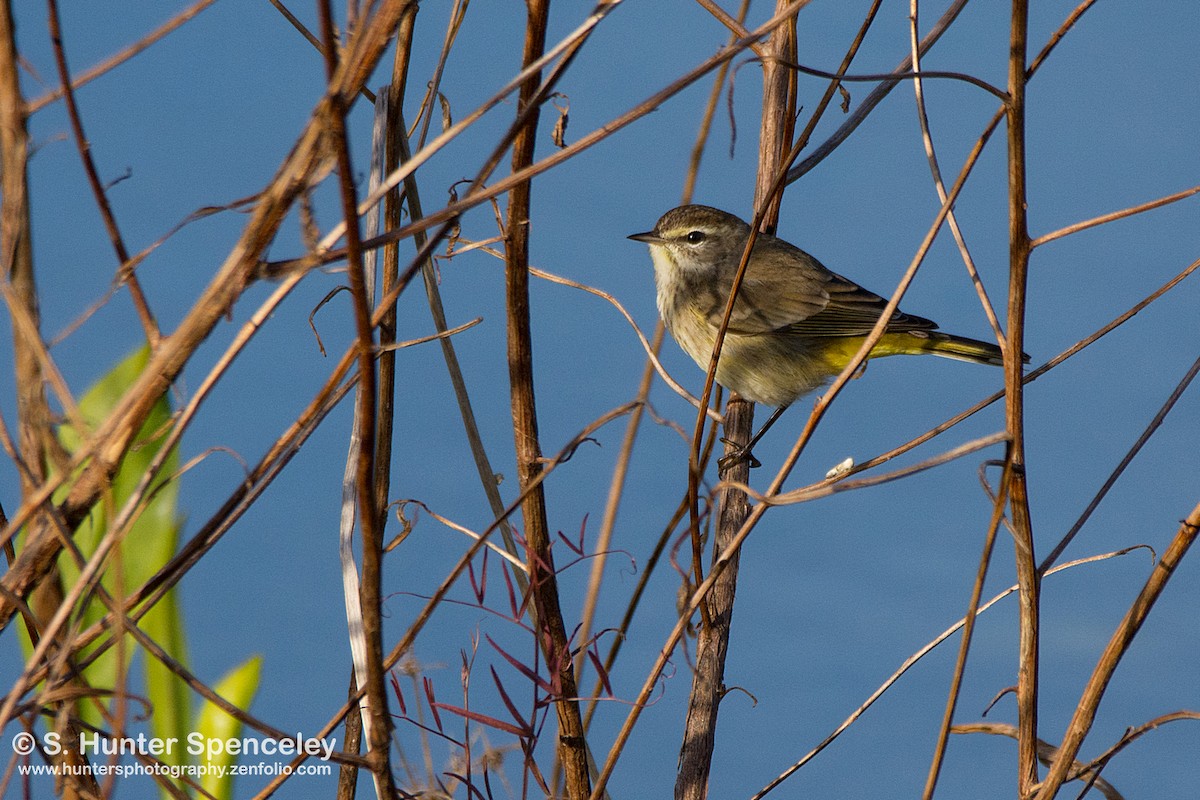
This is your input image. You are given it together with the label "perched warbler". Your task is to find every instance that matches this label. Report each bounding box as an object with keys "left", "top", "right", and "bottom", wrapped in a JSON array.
[{"left": 629, "top": 205, "right": 1024, "bottom": 464}]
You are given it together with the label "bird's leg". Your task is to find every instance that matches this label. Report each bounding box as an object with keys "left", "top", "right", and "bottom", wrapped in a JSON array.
[{"left": 718, "top": 403, "right": 790, "bottom": 470}]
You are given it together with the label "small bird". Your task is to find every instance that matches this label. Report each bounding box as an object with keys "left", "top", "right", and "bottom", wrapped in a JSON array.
[{"left": 629, "top": 204, "right": 1023, "bottom": 466}]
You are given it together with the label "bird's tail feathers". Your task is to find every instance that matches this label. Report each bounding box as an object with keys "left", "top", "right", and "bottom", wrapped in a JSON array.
[{"left": 878, "top": 330, "right": 1029, "bottom": 366}]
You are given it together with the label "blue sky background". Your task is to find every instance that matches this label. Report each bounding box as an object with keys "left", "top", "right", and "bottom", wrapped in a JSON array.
[{"left": 3, "top": 1, "right": 1199, "bottom": 798}]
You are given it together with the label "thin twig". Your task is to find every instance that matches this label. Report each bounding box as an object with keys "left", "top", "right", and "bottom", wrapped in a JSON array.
[
  {"left": 46, "top": 0, "right": 161, "bottom": 345},
  {"left": 0, "top": 0, "right": 415, "bottom": 632},
  {"left": 1033, "top": 502, "right": 1200, "bottom": 799},
  {"left": 774, "top": 56, "right": 1007, "bottom": 102},
  {"left": 376, "top": 317, "right": 482, "bottom": 351},
  {"left": 690, "top": 0, "right": 770, "bottom": 59},
  {"left": 526, "top": 263, "right": 721, "bottom": 420},
  {"left": 733, "top": 431, "right": 1010, "bottom": 505},
  {"left": 1071, "top": 709, "right": 1200, "bottom": 784},
  {"left": 390, "top": 120, "right": 528, "bottom": 594},
  {"left": 27, "top": 0, "right": 217, "bottom": 114},
  {"left": 786, "top": 0, "right": 971, "bottom": 183},
  {"left": 907, "top": 0, "right": 1006, "bottom": 351},
  {"left": 1031, "top": 183, "right": 1200, "bottom": 248},
  {"left": 1038, "top": 352, "right": 1200, "bottom": 574},
  {"left": 413, "top": 0, "right": 469, "bottom": 149},
  {"left": 266, "top": 0, "right": 376, "bottom": 102},
  {"left": 922, "top": 459, "right": 1009, "bottom": 799},
  {"left": 573, "top": 319, "right": 662, "bottom": 711},
  {"left": 750, "top": 548, "right": 1139, "bottom": 799},
  {"left": 252, "top": 404, "right": 644, "bottom": 797},
  {"left": 403, "top": 503, "right": 529, "bottom": 573}
]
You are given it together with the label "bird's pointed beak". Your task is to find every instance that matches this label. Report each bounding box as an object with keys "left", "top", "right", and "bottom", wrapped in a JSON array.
[{"left": 628, "top": 231, "right": 664, "bottom": 244}]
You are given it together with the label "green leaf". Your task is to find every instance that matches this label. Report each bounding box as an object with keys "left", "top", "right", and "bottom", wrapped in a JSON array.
[
  {"left": 193, "top": 656, "right": 263, "bottom": 800},
  {"left": 44, "top": 345, "right": 187, "bottom": 735}
]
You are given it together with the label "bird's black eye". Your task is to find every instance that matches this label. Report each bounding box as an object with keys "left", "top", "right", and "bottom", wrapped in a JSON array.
[{"left": 686, "top": 230, "right": 706, "bottom": 244}]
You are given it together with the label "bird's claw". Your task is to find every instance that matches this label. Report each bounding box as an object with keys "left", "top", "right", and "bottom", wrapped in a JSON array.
[{"left": 718, "top": 438, "right": 761, "bottom": 470}]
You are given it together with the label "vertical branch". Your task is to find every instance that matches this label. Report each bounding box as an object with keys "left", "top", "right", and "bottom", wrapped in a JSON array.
[
  {"left": 1004, "top": 0, "right": 1039, "bottom": 793},
  {"left": 0, "top": 0, "right": 49, "bottom": 491},
  {"left": 906, "top": 4, "right": 1002, "bottom": 795},
  {"left": 335, "top": 673, "right": 364, "bottom": 800},
  {"left": 505, "top": 1, "right": 591, "bottom": 797},
  {"left": 577, "top": 0, "right": 750, "bottom": 716},
  {"left": 2, "top": 0, "right": 56, "bottom": 650},
  {"left": 373, "top": 4, "right": 418, "bottom": 583},
  {"left": 682, "top": 0, "right": 752, "bottom": 203},
  {"left": 316, "top": 2, "right": 394, "bottom": 796},
  {"left": 1, "top": 7, "right": 103, "bottom": 793},
  {"left": 673, "top": 399, "right": 751, "bottom": 800},
  {"left": 674, "top": 6, "right": 796, "bottom": 800},
  {"left": 338, "top": 9, "right": 417, "bottom": 786},
  {"left": 753, "top": 13, "right": 796, "bottom": 234}
]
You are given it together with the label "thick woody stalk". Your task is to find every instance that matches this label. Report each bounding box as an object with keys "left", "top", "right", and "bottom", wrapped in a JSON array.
[
  {"left": 0, "top": 1, "right": 49, "bottom": 495},
  {"left": 674, "top": 6, "right": 797, "bottom": 799},
  {"left": 2, "top": 6, "right": 106, "bottom": 794}
]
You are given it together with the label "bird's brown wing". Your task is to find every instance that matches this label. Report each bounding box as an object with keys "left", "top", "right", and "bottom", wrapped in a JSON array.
[
  {"left": 710, "top": 237, "right": 937, "bottom": 337},
  {"left": 782, "top": 270, "right": 938, "bottom": 336}
]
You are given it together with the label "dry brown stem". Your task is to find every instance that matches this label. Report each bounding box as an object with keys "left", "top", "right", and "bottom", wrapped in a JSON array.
[
  {"left": 26, "top": 0, "right": 218, "bottom": 114},
  {"left": 1032, "top": 503, "right": 1200, "bottom": 799},
  {"left": 1002, "top": 2, "right": 1041, "bottom": 792},
  {"left": 0, "top": 0, "right": 416, "bottom": 633},
  {"left": 503, "top": 2, "right": 591, "bottom": 794},
  {"left": 315, "top": 0, "right": 395, "bottom": 794}
]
